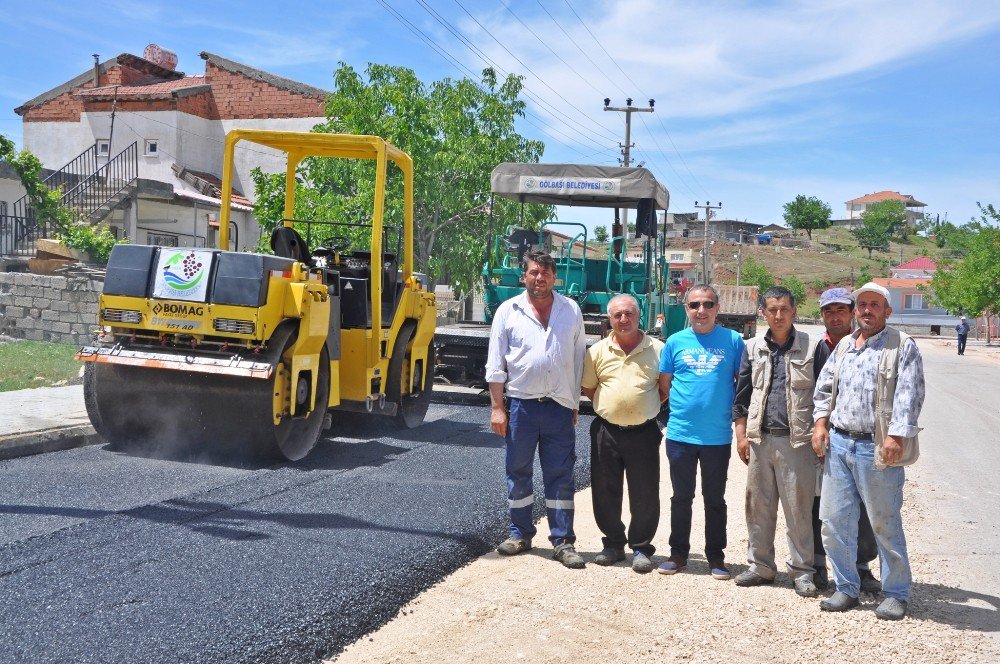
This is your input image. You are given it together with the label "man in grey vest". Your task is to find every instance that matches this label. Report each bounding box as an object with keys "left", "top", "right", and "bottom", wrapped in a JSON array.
[
  {"left": 733, "top": 286, "right": 820, "bottom": 597},
  {"left": 812, "top": 282, "right": 925, "bottom": 620}
]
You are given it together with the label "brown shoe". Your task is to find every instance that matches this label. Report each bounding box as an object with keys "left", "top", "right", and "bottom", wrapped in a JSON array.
[
  {"left": 496, "top": 536, "right": 532, "bottom": 556},
  {"left": 553, "top": 543, "right": 586, "bottom": 569}
]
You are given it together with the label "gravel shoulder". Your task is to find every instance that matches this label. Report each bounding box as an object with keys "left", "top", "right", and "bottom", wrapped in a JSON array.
[{"left": 334, "top": 441, "right": 999, "bottom": 663}]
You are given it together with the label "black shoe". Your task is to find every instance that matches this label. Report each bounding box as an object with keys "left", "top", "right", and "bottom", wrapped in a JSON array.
[
  {"left": 820, "top": 591, "right": 860, "bottom": 612},
  {"left": 593, "top": 546, "right": 626, "bottom": 566},
  {"left": 875, "top": 597, "right": 907, "bottom": 620},
  {"left": 813, "top": 566, "right": 829, "bottom": 591},
  {"left": 734, "top": 570, "right": 774, "bottom": 587},
  {"left": 859, "top": 568, "right": 882, "bottom": 594}
]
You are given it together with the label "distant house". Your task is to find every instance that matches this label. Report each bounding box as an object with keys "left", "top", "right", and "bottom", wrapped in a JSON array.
[
  {"left": 663, "top": 212, "right": 765, "bottom": 243},
  {"left": 891, "top": 256, "right": 937, "bottom": 278},
  {"left": 873, "top": 277, "right": 959, "bottom": 334},
  {"left": 8, "top": 46, "right": 327, "bottom": 256},
  {"left": 845, "top": 191, "right": 927, "bottom": 227}
]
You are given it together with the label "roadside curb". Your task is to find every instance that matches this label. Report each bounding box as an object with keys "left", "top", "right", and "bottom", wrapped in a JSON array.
[{"left": 0, "top": 425, "right": 102, "bottom": 461}]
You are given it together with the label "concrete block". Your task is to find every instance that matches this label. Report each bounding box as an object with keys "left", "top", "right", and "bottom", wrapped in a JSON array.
[
  {"left": 4, "top": 306, "right": 24, "bottom": 319},
  {"left": 27, "top": 286, "right": 44, "bottom": 298},
  {"left": 35, "top": 298, "right": 52, "bottom": 310},
  {"left": 52, "top": 322, "right": 71, "bottom": 334},
  {"left": 14, "top": 297, "right": 33, "bottom": 308},
  {"left": 41, "top": 310, "right": 59, "bottom": 321},
  {"left": 51, "top": 300, "right": 70, "bottom": 312},
  {"left": 24, "top": 329, "right": 42, "bottom": 341}
]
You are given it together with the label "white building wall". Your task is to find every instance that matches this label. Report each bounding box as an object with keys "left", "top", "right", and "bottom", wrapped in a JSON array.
[{"left": 0, "top": 177, "right": 26, "bottom": 212}]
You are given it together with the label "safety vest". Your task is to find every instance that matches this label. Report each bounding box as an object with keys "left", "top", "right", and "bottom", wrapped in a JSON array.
[{"left": 745, "top": 331, "right": 817, "bottom": 448}]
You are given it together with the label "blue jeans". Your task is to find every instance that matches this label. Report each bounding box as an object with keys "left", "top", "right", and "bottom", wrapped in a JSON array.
[
  {"left": 505, "top": 398, "right": 576, "bottom": 545},
  {"left": 665, "top": 438, "right": 731, "bottom": 563},
  {"left": 820, "top": 430, "right": 911, "bottom": 600}
]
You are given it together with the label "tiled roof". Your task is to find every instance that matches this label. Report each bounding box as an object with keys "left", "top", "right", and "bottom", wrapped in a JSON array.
[
  {"left": 894, "top": 256, "right": 937, "bottom": 271},
  {"left": 846, "top": 190, "right": 927, "bottom": 207},
  {"left": 183, "top": 169, "right": 253, "bottom": 208},
  {"left": 873, "top": 277, "right": 931, "bottom": 289},
  {"left": 75, "top": 77, "right": 209, "bottom": 100}
]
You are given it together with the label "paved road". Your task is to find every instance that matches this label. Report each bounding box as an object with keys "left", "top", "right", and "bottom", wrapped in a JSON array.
[
  {"left": 906, "top": 340, "right": 1000, "bottom": 600},
  {"left": 0, "top": 403, "right": 593, "bottom": 663}
]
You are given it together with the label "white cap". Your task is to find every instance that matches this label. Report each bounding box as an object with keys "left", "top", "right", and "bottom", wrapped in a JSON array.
[
  {"left": 961, "top": 315, "right": 967, "bottom": 320},
  {"left": 851, "top": 281, "right": 890, "bottom": 301}
]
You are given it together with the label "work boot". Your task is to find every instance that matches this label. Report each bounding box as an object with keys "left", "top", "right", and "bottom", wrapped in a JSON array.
[
  {"left": 553, "top": 543, "right": 585, "bottom": 569},
  {"left": 875, "top": 597, "right": 908, "bottom": 620},
  {"left": 813, "top": 566, "right": 829, "bottom": 591},
  {"left": 496, "top": 536, "right": 531, "bottom": 556},
  {"left": 593, "top": 547, "right": 626, "bottom": 566},
  {"left": 734, "top": 570, "right": 774, "bottom": 587},
  {"left": 859, "top": 568, "right": 882, "bottom": 594},
  {"left": 794, "top": 577, "right": 819, "bottom": 598},
  {"left": 820, "top": 591, "right": 859, "bottom": 612},
  {"left": 632, "top": 551, "right": 655, "bottom": 574}
]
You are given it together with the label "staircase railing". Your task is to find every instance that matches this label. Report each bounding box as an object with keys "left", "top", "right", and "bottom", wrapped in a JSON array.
[
  {"left": 60, "top": 141, "right": 137, "bottom": 223},
  {"left": 2, "top": 142, "right": 137, "bottom": 257}
]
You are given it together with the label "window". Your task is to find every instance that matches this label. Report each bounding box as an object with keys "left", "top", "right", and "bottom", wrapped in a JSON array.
[
  {"left": 147, "top": 232, "right": 178, "bottom": 247},
  {"left": 144, "top": 140, "right": 159, "bottom": 156},
  {"left": 670, "top": 253, "right": 685, "bottom": 261},
  {"left": 0, "top": 201, "right": 7, "bottom": 217},
  {"left": 96, "top": 140, "right": 110, "bottom": 156},
  {"left": 903, "top": 293, "right": 929, "bottom": 310}
]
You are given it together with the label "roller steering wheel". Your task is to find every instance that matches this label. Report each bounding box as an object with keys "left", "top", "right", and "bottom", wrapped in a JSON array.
[{"left": 312, "top": 235, "right": 352, "bottom": 259}]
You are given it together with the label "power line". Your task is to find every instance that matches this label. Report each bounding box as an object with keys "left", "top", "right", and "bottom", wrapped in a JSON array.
[
  {"left": 445, "top": 0, "right": 621, "bottom": 144},
  {"left": 562, "top": 0, "right": 711, "bottom": 198},
  {"left": 374, "top": 0, "right": 603, "bottom": 159}
]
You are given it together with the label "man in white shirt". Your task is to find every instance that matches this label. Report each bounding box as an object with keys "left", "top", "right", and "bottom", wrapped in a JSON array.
[{"left": 486, "top": 250, "right": 587, "bottom": 568}]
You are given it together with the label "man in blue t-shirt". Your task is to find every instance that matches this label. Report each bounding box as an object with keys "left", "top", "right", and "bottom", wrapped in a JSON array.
[{"left": 657, "top": 284, "right": 745, "bottom": 580}]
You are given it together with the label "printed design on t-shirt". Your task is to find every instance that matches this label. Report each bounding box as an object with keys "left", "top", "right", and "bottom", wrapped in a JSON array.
[{"left": 679, "top": 347, "right": 725, "bottom": 376}]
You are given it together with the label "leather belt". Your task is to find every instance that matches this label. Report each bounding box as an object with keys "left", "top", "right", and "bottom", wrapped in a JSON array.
[
  {"left": 513, "top": 396, "right": 553, "bottom": 403},
  {"left": 832, "top": 426, "right": 873, "bottom": 440},
  {"left": 762, "top": 427, "right": 790, "bottom": 435}
]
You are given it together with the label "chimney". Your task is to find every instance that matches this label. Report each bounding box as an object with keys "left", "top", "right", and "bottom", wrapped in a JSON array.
[{"left": 92, "top": 54, "right": 100, "bottom": 87}]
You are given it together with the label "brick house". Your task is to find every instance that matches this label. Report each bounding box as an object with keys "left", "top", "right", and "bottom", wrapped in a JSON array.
[{"left": 10, "top": 48, "right": 328, "bottom": 253}]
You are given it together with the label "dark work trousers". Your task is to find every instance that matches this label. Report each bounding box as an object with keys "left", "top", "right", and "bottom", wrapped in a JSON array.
[
  {"left": 812, "top": 496, "right": 877, "bottom": 570},
  {"left": 665, "top": 438, "right": 731, "bottom": 564},
  {"left": 590, "top": 417, "right": 661, "bottom": 557},
  {"left": 957, "top": 335, "right": 968, "bottom": 355}
]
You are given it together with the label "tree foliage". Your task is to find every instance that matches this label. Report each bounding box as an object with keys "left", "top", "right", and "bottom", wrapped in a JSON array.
[
  {"left": 593, "top": 225, "right": 608, "bottom": 243},
  {"left": 929, "top": 203, "right": 1000, "bottom": 317},
  {"left": 782, "top": 195, "right": 831, "bottom": 240},
  {"left": 851, "top": 201, "right": 907, "bottom": 258},
  {"left": 250, "top": 64, "right": 550, "bottom": 295},
  {"left": 780, "top": 275, "right": 807, "bottom": 307},
  {"left": 0, "top": 135, "right": 120, "bottom": 263},
  {"left": 740, "top": 256, "right": 774, "bottom": 293}
]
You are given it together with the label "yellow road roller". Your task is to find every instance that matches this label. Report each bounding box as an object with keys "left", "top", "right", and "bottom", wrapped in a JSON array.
[{"left": 77, "top": 130, "right": 436, "bottom": 461}]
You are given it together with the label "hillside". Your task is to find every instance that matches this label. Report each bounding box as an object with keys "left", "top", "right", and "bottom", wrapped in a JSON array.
[{"left": 675, "top": 226, "right": 951, "bottom": 316}]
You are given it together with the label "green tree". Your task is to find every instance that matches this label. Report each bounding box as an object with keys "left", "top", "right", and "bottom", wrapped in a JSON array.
[
  {"left": 0, "top": 135, "right": 119, "bottom": 263},
  {"left": 862, "top": 199, "right": 908, "bottom": 242},
  {"left": 782, "top": 195, "right": 831, "bottom": 240},
  {"left": 929, "top": 203, "right": 1000, "bottom": 318},
  {"left": 593, "top": 225, "right": 608, "bottom": 243},
  {"left": 251, "top": 64, "right": 550, "bottom": 297},
  {"left": 781, "top": 275, "right": 807, "bottom": 307},
  {"left": 740, "top": 256, "right": 774, "bottom": 293},
  {"left": 851, "top": 206, "right": 896, "bottom": 258}
]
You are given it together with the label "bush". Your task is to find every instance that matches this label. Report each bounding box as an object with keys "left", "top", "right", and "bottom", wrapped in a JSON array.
[
  {"left": 782, "top": 275, "right": 807, "bottom": 306},
  {"left": 740, "top": 256, "right": 774, "bottom": 293}
]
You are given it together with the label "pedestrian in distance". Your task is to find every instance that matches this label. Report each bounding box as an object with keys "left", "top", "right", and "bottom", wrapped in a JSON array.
[
  {"left": 486, "top": 249, "right": 587, "bottom": 569},
  {"left": 955, "top": 316, "right": 970, "bottom": 355},
  {"left": 732, "top": 286, "right": 821, "bottom": 598},
  {"left": 581, "top": 294, "right": 665, "bottom": 574},
  {"left": 810, "top": 287, "right": 881, "bottom": 595},
  {"left": 657, "top": 284, "right": 746, "bottom": 580},
  {"left": 813, "top": 282, "right": 925, "bottom": 620}
]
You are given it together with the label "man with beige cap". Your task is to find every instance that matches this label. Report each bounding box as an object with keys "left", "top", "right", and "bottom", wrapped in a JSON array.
[{"left": 812, "top": 282, "right": 925, "bottom": 620}]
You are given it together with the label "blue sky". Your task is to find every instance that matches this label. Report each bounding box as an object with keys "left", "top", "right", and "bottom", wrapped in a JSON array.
[{"left": 1, "top": 0, "right": 998, "bottom": 229}]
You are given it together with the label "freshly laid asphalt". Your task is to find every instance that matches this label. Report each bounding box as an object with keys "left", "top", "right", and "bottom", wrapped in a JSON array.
[{"left": 0, "top": 398, "right": 594, "bottom": 663}]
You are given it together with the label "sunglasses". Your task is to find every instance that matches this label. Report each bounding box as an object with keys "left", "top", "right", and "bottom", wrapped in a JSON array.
[{"left": 687, "top": 300, "right": 717, "bottom": 310}]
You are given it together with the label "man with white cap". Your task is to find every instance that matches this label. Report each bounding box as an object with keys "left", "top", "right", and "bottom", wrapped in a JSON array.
[
  {"left": 955, "top": 316, "right": 970, "bottom": 355},
  {"left": 810, "top": 287, "right": 880, "bottom": 594},
  {"left": 812, "top": 282, "right": 925, "bottom": 620}
]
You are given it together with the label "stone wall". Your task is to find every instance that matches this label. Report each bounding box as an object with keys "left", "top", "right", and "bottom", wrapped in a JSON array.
[{"left": 0, "top": 272, "right": 101, "bottom": 345}]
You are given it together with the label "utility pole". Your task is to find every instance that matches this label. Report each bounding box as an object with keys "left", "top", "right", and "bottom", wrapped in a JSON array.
[
  {"left": 694, "top": 201, "right": 721, "bottom": 284},
  {"left": 604, "top": 97, "right": 653, "bottom": 259},
  {"left": 735, "top": 231, "right": 744, "bottom": 289}
]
